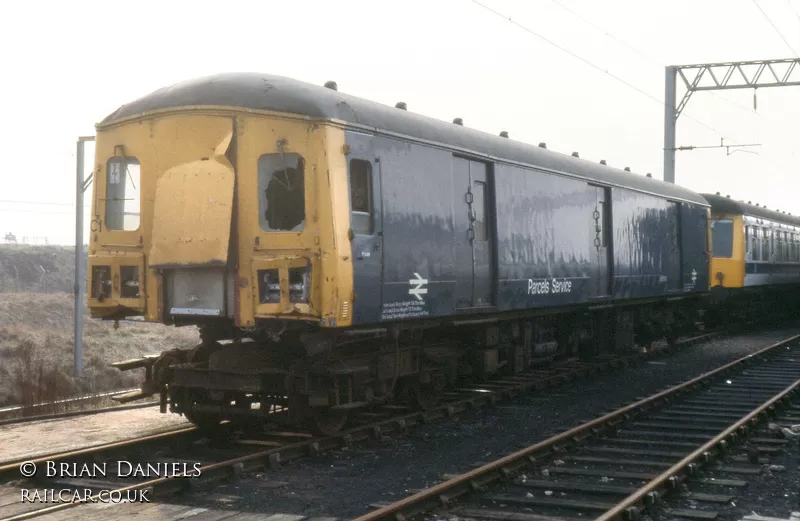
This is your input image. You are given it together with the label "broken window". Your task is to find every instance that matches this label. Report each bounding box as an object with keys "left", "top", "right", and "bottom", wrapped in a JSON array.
[
  {"left": 258, "top": 153, "right": 306, "bottom": 232},
  {"left": 105, "top": 157, "right": 141, "bottom": 231},
  {"left": 349, "top": 159, "right": 373, "bottom": 235}
]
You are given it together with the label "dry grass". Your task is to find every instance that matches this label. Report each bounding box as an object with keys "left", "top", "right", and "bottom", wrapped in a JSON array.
[{"left": 0, "top": 292, "right": 199, "bottom": 407}]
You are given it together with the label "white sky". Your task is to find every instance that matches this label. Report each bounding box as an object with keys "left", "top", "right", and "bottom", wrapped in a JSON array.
[{"left": 2, "top": 0, "right": 799, "bottom": 245}]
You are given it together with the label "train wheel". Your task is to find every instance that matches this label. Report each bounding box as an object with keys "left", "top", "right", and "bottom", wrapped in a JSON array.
[
  {"left": 184, "top": 410, "right": 221, "bottom": 431},
  {"left": 311, "top": 408, "right": 349, "bottom": 437},
  {"left": 414, "top": 382, "right": 440, "bottom": 411}
]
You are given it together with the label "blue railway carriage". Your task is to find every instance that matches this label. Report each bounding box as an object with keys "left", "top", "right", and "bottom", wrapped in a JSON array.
[
  {"left": 98, "top": 73, "right": 710, "bottom": 433},
  {"left": 703, "top": 193, "right": 800, "bottom": 323}
]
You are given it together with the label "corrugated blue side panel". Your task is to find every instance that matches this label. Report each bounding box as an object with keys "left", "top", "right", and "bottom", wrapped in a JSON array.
[
  {"left": 375, "top": 138, "right": 457, "bottom": 321},
  {"left": 494, "top": 164, "right": 600, "bottom": 309},
  {"left": 680, "top": 203, "right": 709, "bottom": 293},
  {"left": 611, "top": 190, "right": 680, "bottom": 297}
]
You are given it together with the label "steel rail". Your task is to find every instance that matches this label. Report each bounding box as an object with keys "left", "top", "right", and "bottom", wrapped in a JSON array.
[
  {"left": 0, "top": 388, "right": 141, "bottom": 415},
  {"left": 347, "top": 332, "right": 800, "bottom": 521},
  {"left": 0, "top": 332, "right": 720, "bottom": 521},
  {"left": 0, "top": 400, "right": 159, "bottom": 427},
  {"left": 0, "top": 426, "right": 196, "bottom": 476},
  {"left": 596, "top": 361, "right": 800, "bottom": 520}
]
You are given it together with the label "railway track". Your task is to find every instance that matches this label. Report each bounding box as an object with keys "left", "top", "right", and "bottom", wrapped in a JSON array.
[
  {"left": 0, "top": 389, "right": 157, "bottom": 426},
  {"left": 0, "top": 332, "right": 718, "bottom": 520},
  {"left": 350, "top": 333, "right": 800, "bottom": 521}
]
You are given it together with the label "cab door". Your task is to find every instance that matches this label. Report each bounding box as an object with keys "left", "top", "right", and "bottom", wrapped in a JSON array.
[{"left": 346, "top": 131, "right": 383, "bottom": 324}]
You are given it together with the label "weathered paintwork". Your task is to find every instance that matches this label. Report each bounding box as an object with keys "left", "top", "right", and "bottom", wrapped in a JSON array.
[
  {"left": 149, "top": 132, "right": 234, "bottom": 267},
  {"left": 366, "top": 145, "right": 710, "bottom": 324},
  {"left": 90, "top": 72, "right": 713, "bottom": 331},
  {"left": 494, "top": 163, "right": 603, "bottom": 309},
  {"left": 610, "top": 190, "right": 682, "bottom": 297},
  {"left": 680, "top": 203, "right": 711, "bottom": 293},
  {"left": 90, "top": 110, "right": 352, "bottom": 327}
]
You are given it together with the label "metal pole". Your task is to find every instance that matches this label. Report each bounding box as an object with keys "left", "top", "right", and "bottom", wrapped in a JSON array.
[
  {"left": 663, "top": 66, "right": 677, "bottom": 184},
  {"left": 74, "top": 139, "right": 85, "bottom": 378},
  {"left": 74, "top": 136, "right": 95, "bottom": 378}
]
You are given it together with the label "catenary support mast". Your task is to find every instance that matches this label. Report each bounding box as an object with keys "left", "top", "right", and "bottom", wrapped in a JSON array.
[{"left": 663, "top": 58, "right": 800, "bottom": 183}]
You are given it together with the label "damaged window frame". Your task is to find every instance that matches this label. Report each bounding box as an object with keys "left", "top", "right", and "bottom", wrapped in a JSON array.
[
  {"left": 105, "top": 156, "right": 141, "bottom": 232},
  {"left": 258, "top": 152, "right": 306, "bottom": 233}
]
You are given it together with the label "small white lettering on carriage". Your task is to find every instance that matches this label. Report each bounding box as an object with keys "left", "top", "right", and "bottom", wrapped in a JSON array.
[
  {"left": 527, "top": 279, "right": 550, "bottom": 295},
  {"left": 551, "top": 278, "right": 572, "bottom": 294},
  {"left": 527, "top": 278, "right": 572, "bottom": 295}
]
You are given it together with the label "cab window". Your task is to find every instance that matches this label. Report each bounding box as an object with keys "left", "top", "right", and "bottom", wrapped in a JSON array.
[
  {"left": 711, "top": 219, "right": 733, "bottom": 258},
  {"left": 106, "top": 157, "right": 141, "bottom": 231},
  {"left": 258, "top": 153, "right": 305, "bottom": 232}
]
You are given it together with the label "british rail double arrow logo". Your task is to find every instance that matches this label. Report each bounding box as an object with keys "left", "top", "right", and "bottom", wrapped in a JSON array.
[{"left": 409, "top": 273, "right": 428, "bottom": 301}]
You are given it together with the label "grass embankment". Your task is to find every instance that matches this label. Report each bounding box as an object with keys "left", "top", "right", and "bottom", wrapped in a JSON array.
[{"left": 0, "top": 292, "right": 199, "bottom": 408}]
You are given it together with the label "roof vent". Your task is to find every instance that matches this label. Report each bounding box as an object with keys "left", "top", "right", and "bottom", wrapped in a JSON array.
[
  {"left": 726, "top": 194, "right": 730, "bottom": 198},
  {"left": 624, "top": 167, "right": 631, "bottom": 172},
  {"left": 500, "top": 131, "right": 509, "bottom": 138},
  {"left": 453, "top": 118, "right": 463, "bottom": 125},
  {"left": 600, "top": 159, "right": 607, "bottom": 165},
  {"left": 748, "top": 201, "right": 752, "bottom": 204},
  {"left": 324, "top": 80, "right": 338, "bottom": 91},
  {"left": 395, "top": 102, "right": 407, "bottom": 110},
  {"left": 538, "top": 142, "right": 547, "bottom": 148},
  {"left": 646, "top": 173, "right": 652, "bottom": 177},
  {"left": 571, "top": 152, "right": 579, "bottom": 157},
  {"left": 716, "top": 192, "right": 720, "bottom": 195}
]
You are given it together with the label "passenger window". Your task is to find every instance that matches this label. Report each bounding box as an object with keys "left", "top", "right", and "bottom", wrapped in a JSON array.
[
  {"left": 472, "top": 181, "right": 488, "bottom": 241},
  {"left": 349, "top": 159, "right": 373, "bottom": 235},
  {"left": 752, "top": 228, "right": 760, "bottom": 261},
  {"left": 762, "top": 228, "right": 770, "bottom": 261},
  {"left": 105, "top": 157, "right": 141, "bottom": 231},
  {"left": 745, "top": 226, "right": 750, "bottom": 255},
  {"left": 710, "top": 219, "right": 733, "bottom": 258},
  {"left": 784, "top": 232, "right": 789, "bottom": 261},
  {"left": 258, "top": 153, "right": 305, "bottom": 232},
  {"left": 787, "top": 232, "right": 791, "bottom": 260}
]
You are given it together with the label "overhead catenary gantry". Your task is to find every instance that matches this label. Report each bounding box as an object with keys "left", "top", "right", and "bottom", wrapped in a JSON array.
[{"left": 663, "top": 58, "right": 800, "bottom": 184}]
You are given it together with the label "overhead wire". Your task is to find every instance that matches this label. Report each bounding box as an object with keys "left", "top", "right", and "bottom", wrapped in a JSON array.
[
  {"left": 547, "top": 0, "right": 800, "bottom": 175},
  {"left": 789, "top": 0, "right": 800, "bottom": 29},
  {"left": 469, "top": 0, "right": 742, "bottom": 145},
  {"left": 472, "top": 0, "right": 800, "bottom": 177},
  {"left": 548, "top": 0, "right": 771, "bottom": 122},
  {"left": 752, "top": 0, "right": 800, "bottom": 56}
]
